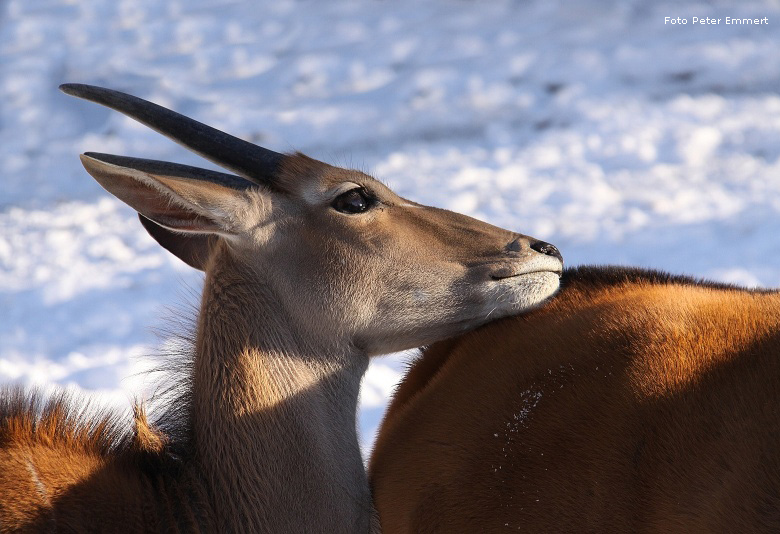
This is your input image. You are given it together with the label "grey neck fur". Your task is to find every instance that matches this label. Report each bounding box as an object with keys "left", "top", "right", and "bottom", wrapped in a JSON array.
[{"left": 187, "top": 247, "right": 372, "bottom": 533}]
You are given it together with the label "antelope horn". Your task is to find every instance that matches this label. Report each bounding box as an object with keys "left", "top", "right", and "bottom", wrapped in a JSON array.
[
  {"left": 79, "top": 152, "right": 254, "bottom": 190},
  {"left": 59, "top": 83, "right": 284, "bottom": 185}
]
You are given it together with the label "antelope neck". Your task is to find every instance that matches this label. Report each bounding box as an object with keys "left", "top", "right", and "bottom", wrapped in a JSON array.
[{"left": 188, "top": 249, "right": 372, "bottom": 532}]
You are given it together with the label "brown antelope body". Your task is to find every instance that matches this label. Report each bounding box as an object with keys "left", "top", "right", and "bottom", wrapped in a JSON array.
[
  {"left": 370, "top": 266, "right": 780, "bottom": 533},
  {"left": 0, "top": 85, "right": 564, "bottom": 532}
]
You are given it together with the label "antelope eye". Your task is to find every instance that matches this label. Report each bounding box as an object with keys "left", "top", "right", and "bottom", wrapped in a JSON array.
[{"left": 332, "top": 188, "right": 372, "bottom": 214}]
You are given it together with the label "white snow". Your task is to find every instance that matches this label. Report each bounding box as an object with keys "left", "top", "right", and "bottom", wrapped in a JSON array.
[{"left": 2, "top": 0, "right": 780, "bottom": 455}]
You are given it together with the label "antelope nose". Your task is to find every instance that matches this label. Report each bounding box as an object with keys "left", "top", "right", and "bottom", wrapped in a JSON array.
[{"left": 530, "top": 240, "right": 563, "bottom": 263}]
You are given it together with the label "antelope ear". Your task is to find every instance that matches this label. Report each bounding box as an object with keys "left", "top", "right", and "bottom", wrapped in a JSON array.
[
  {"left": 138, "top": 215, "right": 216, "bottom": 271},
  {"left": 79, "top": 152, "right": 256, "bottom": 269}
]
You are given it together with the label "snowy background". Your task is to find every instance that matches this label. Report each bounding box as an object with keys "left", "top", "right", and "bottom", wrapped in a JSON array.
[{"left": 2, "top": 0, "right": 779, "bottom": 454}]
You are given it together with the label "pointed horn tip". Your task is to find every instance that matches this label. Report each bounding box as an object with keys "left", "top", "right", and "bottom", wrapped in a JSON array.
[
  {"left": 60, "top": 83, "right": 111, "bottom": 100},
  {"left": 59, "top": 83, "right": 87, "bottom": 96},
  {"left": 62, "top": 84, "right": 286, "bottom": 183}
]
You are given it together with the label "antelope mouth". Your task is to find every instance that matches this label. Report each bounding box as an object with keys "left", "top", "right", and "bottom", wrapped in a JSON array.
[
  {"left": 490, "top": 269, "right": 563, "bottom": 281},
  {"left": 487, "top": 256, "right": 564, "bottom": 281}
]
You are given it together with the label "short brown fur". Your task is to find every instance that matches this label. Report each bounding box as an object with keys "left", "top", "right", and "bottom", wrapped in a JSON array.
[
  {"left": 370, "top": 266, "right": 780, "bottom": 533},
  {"left": 0, "top": 389, "right": 199, "bottom": 532}
]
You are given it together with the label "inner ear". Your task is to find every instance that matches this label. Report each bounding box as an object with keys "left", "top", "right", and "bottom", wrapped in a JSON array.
[
  {"left": 77, "top": 153, "right": 257, "bottom": 270},
  {"left": 139, "top": 214, "right": 216, "bottom": 271},
  {"left": 80, "top": 153, "right": 251, "bottom": 235}
]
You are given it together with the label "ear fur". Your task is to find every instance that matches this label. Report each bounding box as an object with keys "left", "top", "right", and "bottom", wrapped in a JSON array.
[
  {"left": 138, "top": 215, "right": 216, "bottom": 271},
  {"left": 79, "top": 153, "right": 256, "bottom": 269},
  {"left": 80, "top": 154, "right": 249, "bottom": 235}
]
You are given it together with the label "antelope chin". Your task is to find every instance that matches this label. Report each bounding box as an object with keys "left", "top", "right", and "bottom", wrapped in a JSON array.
[{"left": 485, "top": 270, "right": 561, "bottom": 320}]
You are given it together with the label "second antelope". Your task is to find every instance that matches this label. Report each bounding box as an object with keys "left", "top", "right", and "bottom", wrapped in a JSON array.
[
  {"left": 0, "top": 84, "right": 564, "bottom": 532},
  {"left": 371, "top": 266, "right": 780, "bottom": 532}
]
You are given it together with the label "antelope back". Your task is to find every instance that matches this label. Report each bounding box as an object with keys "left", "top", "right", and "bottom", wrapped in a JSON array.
[{"left": 370, "top": 267, "right": 780, "bottom": 532}]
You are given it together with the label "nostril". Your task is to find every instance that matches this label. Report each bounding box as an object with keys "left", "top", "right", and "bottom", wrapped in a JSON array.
[{"left": 530, "top": 240, "right": 563, "bottom": 263}]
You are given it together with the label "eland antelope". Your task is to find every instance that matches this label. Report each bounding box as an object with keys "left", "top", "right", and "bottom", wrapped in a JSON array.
[
  {"left": 370, "top": 266, "right": 780, "bottom": 533},
  {"left": 0, "top": 84, "right": 564, "bottom": 533}
]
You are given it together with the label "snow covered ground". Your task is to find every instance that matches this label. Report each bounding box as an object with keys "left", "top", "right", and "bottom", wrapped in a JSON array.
[{"left": 2, "top": 0, "right": 779, "bottom": 454}]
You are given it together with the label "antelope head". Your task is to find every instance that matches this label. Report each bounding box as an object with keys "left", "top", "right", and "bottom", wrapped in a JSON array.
[{"left": 60, "top": 84, "right": 563, "bottom": 357}]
